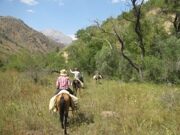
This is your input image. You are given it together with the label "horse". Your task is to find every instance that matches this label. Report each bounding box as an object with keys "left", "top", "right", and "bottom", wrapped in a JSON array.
[
  {"left": 72, "top": 79, "right": 82, "bottom": 97},
  {"left": 93, "top": 74, "right": 103, "bottom": 84},
  {"left": 55, "top": 93, "right": 75, "bottom": 135}
]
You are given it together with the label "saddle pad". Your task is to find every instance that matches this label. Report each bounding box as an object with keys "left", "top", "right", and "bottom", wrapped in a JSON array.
[{"left": 57, "top": 90, "right": 70, "bottom": 95}]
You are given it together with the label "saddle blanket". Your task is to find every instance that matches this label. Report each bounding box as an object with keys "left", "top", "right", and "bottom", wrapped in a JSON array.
[{"left": 49, "top": 90, "right": 78, "bottom": 112}]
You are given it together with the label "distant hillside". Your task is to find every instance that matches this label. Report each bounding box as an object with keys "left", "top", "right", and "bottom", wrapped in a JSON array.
[
  {"left": 41, "top": 29, "right": 73, "bottom": 45},
  {"left": 0, "top": 16, "right": 64, "bottom": 59}
]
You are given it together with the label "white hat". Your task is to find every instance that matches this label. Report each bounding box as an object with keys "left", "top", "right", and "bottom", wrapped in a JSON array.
[{"left": 60, "top": 69, "right": 67, "bottom": 76}]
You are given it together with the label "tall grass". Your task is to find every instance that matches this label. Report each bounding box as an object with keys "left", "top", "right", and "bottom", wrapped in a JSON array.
[{"left": 0, "top": 71, "right": 179, "bottom": 135}]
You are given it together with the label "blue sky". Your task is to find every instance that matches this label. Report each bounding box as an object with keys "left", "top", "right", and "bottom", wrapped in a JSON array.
[{"left": 0, "top": 0, "right": 130, "bottom": 37}]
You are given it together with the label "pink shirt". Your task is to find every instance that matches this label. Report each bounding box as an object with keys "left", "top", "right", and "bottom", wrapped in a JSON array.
[{"left": 56, "top": 76, "right": 71, "bottom": 90}]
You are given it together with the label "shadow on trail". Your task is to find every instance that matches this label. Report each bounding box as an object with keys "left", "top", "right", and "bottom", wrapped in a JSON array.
[{"left": 69, "top": 111, "right": 94, "bottom": 127}]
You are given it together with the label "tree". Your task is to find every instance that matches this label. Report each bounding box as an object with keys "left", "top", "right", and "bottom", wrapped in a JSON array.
[{"left": 95, "top": 0, "right": 146, "bottom": 81}]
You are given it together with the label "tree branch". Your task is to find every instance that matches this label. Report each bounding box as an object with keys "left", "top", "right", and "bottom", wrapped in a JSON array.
[
  {"left": 131, "top": 0, "right": 145, "bottom": 57},
  {"left": 173, "top": 13, "right": 180, "bottom": 33},
  {"left": 95, "top": 20, "right": 140, "bottom": 73},
  {"left": 112, "top": 24, "right": 140, "bottom": 72},
  {"left": 94, "top": 20, "right": 115, "bottom": 35}
]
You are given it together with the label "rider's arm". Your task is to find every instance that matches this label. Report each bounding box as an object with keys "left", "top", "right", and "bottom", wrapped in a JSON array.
[
  {"left": 56, "top": 78, "right": 59, "bottom": 89},
  {"left": 70, "top": 69, "right": 75, "bottom": 74}
]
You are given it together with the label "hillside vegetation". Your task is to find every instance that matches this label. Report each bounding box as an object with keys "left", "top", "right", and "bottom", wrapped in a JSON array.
[{"left": 0, "top": 71, "right": 179, "bottom": 135}]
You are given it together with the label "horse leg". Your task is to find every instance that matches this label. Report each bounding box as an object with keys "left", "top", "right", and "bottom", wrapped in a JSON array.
[
  {"left": 95, "top": 78, "right": 98, "bottom": 84},
  {"left": 98, "top": 79, "right": 100, "bottom": 84},
  {"left": 76, "top": 88, "right": 78, "bottom": 97},
  {"left": 73, "top": 87, "right": 77, "bottom": 96},
  {"left": 64, "top": 111, "right": 68, "bottom": 135},
  {"left": 99, "top": 79, "right": 102, "bottom": 84},
  {"left": 75, "top": 88, "right": 78, "bottom": 96},
  {"left": 59, "top": 96, "right": 65, "bottom": 129},
  {"left": 79, "top": 88, "right": 81, "bottom": 97},
  {"left": 72, "top": 84, "right": 77, "bottom": 96}
]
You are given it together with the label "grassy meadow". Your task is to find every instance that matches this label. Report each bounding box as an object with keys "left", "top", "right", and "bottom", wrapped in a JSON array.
[{"left": 0, "top": 71, "right": 179, "bottom": 135}]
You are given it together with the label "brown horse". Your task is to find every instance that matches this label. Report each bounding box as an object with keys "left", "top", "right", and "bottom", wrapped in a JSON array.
[
  {"left": 55, "top": 93, "right": 75, "bottom": 135},
  {"left": 72, "top": 79, "right": 82, "bottom": 97}
]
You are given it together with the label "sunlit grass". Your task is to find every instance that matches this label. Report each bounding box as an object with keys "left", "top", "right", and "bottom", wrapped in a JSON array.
[{"left": 0, "top": 71, "right": 179, "bottom": 135}]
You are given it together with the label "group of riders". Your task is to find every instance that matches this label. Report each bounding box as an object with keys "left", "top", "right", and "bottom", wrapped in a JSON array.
[
  {"left": 49, "top": 68, "right": 84, "bottom": 113},
  {"left": 49, "top": 68, "right": 103, "bottom": 134},
  {"left": 49, "top": 68, "right": 103, "bottom": 113}
]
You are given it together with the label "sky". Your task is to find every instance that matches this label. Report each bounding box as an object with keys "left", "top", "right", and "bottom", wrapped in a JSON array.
[{"left": 0, "top": 0, "right": 131, "bottom": 38}]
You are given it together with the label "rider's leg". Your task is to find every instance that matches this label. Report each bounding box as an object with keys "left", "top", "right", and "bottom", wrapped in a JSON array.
[{"left": 67, "top": 88, "right": 74, "bottom": 95}]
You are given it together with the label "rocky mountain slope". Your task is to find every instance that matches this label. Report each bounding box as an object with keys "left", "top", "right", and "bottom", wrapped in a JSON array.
[
  {"left": 0, "top": 16, "right": 64, "bottom": 59},
  {"left": 41, "top": 29, "right": 73, "bottom": 45}
]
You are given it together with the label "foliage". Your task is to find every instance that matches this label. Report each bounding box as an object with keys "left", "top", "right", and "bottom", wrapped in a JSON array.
[
  {"left": 0, "top": 71, "right": 179, "bottom": 135},
  {"left": 0, "top": 0, "right": 179, "bottom": 83},
  {"left": 44, "top": 51, "right": 66, "bottom": 70},
  {"left": 95, "top": 44, "right": 120, "bottom": 77},
  {"left": 63, "top": 0, "right": 180, "bottom": 83}
]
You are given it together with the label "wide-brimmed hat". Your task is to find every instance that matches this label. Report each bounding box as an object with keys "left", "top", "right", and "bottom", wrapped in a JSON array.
[{"left": 60, "top": 69, "right": 67, "bottom": 76}]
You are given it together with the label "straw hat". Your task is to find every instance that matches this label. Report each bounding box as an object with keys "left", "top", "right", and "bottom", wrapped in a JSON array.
[{"left": 60, "top": 69, "right": 67, "bottom": 76}]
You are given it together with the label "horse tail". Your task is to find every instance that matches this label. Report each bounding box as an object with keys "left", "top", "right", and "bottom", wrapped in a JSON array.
[{"left": 60, "top": 95, "right": 65, "bottom": 127}]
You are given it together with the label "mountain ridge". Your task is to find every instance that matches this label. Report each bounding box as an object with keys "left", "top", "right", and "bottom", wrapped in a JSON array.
[
  {"left": 41, "top": 29, "right": 73, "bottom": 45},
  {"left": 0, "top": 16, "right": 64, "bottom": 59}
]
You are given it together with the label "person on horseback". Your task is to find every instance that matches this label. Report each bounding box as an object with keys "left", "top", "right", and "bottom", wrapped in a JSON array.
[
  {"left": 54, "top": 69, "right": 74, "bottom": 95},
  {"left": 93, "top": 71, "right": 103, "bottom": 84},
  {"left": 49, "top": 69, "right": 78, "bottom": 113},
  {"left": 70, "top": 68, "right": 84, "bottom": 88}
]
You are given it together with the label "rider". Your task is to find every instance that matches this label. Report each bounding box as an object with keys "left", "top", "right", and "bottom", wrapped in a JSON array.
[
  {"left": 55, "top": 69, "right": 74, "bottom": 95},
  {"left": 70, "top": 68, "right": 84, "bottom": 87},
  {"left": 50, "top": 69, "right": 78, "bottom": 112},
  {"left": 94, "top": 71, "right": 102, "bottom": 79}
]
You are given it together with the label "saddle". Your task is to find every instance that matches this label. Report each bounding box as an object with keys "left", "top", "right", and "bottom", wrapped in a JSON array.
[{"left": 49, "top": 90, "right": 78, "bottom": 112}]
